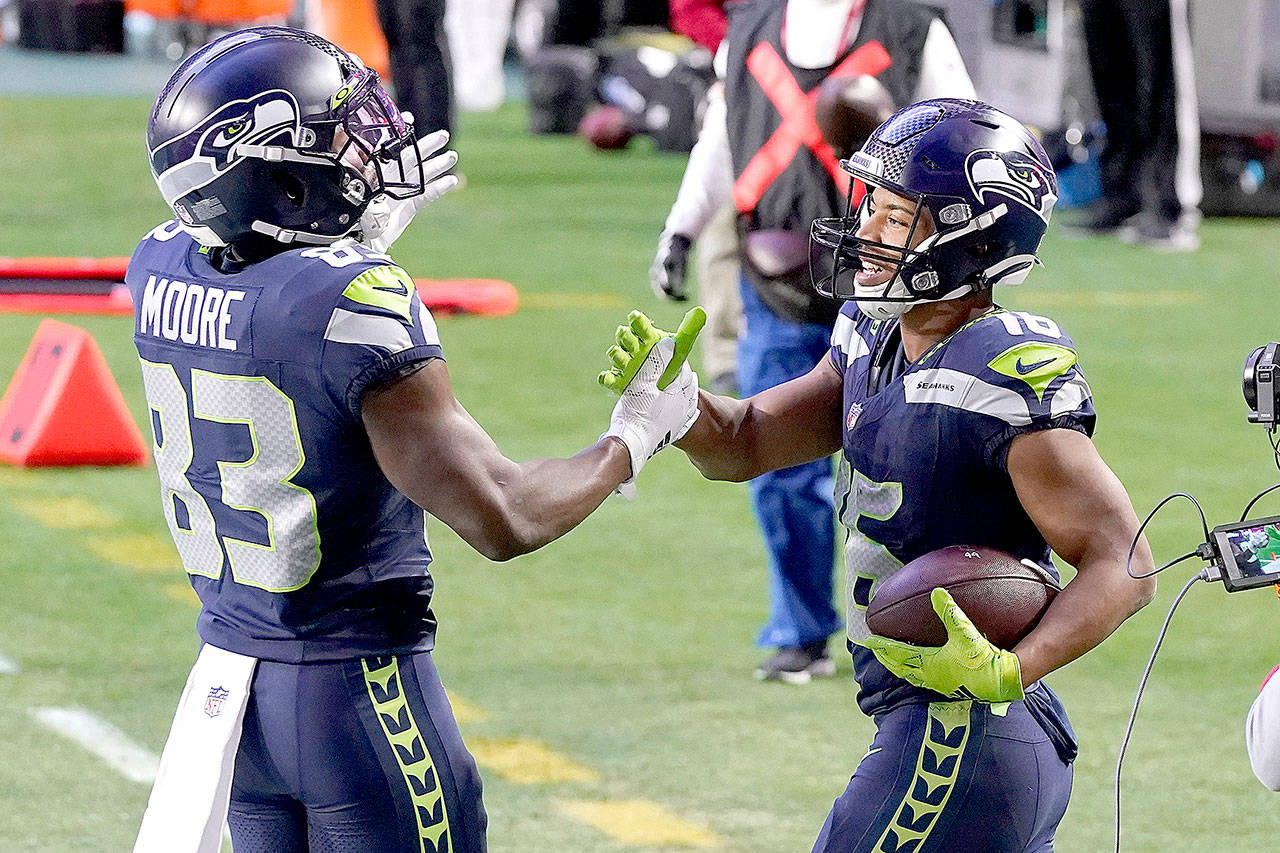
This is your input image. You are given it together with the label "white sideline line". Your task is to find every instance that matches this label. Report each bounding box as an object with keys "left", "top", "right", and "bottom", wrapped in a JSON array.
[
  {"left": 0, "top": 652, "right": 18, "bottom": 675},
  {"left": 32, "top": 706, "right": 159, "bottom": 784}
]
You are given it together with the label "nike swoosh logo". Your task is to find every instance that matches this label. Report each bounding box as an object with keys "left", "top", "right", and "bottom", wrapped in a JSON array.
[
  {"left": 1014, "top": 356, "right": 1056, "bottom": 375},
  {"left": 371, "top": 281, "right": 408, "bottom": 297}
]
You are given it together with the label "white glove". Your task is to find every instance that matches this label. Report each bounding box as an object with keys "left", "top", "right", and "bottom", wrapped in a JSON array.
[
  {"left": 603, "top": 334, "right": 700, "bottom": 487},
  {"left": 358, "top": 128, "right": 460, "bottom": 253}
]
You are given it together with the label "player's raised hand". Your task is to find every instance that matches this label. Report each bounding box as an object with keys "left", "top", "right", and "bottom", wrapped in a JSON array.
[
  {"left": 599, "top": 308, "right": 706, "bottom": 494},
  {"left": 358, "top": 127, "right": 460, "bottom": 253},
  {"left": 855, "top": 588, "right": 1024, "bottom": 703},
  {"left": 599, "top": 307, "right": 705, "bottom": 394}
]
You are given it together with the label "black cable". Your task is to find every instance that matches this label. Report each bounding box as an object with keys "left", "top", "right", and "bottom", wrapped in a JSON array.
[
  {"left": 1127, "top": 493, "right": 1211, "bottom": 579},
  {"left": 1239, "top": 481, "right": 1280, "bottom": 522},
  {"left": 1113, "top": 570, "right": 1205, "bottom": 853}
]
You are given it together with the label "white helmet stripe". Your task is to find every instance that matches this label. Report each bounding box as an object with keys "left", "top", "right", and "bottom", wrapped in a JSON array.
[
  {"left": 982, "top": 253, "right": 1038, "bottom": 287},
  {"left": 932, "top": 203, "right": 1008, "bottom": 246},
  {"left": 155, "top": 159, "right": 220, "bottom": 204}
]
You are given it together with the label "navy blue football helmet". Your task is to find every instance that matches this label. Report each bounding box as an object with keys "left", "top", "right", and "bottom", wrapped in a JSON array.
[
  {"left": 810, "top": 98, "right": 1058, "bottom": 320},
  {"left": 147, "top": 27, "right": 422, "bottom": 247}
]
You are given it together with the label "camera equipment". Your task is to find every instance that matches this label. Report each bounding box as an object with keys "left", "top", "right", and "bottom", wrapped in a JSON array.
[
  {"left": 1114, "top": 344, "right": 1280, "bottom": 851},
  {"left": 1207, "top": 515, "right": 1280, "bottom": 592},
  {"left": 1244, "top": 342, "right": 1280, "bottom": 428}
]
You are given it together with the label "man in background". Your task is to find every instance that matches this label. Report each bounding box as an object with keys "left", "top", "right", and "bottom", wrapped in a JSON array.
[
  {"left": 652, "top": 0, "right": 974, "bottom": 683},
  {"left": 1075, "top": 0, "right": 1201, "bottom": 250},
  {"left": 658, "top": 0, "right": 741, "bottom": 395},
  {"left": 376, "top": 0, "right": 453, "bottom": 137}
]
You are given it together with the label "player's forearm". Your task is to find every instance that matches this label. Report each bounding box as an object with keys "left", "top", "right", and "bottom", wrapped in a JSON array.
[
  {"left": 478, "top": 439, "right": 632, "bottom": 561},
  {"left": 1012, "top": 548, "right": 1156, "bottom": 685},
  {"left": 674, "top": 390, "right": 766, "bottom": 481}
]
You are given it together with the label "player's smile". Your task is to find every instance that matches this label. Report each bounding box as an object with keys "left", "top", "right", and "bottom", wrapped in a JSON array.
[
  {"left": 855, "top": 256, "right": 894, "bottom": 288},
  {"left": 852, "top": 187, "right": 935, "bottom": 290}
]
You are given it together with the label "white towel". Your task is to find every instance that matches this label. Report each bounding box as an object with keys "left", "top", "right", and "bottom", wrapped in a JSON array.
[{"left": 134, "top": 644, "right": 258, "bottom": 853}]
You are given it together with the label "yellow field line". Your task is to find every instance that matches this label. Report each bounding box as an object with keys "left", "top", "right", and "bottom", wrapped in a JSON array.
[
  {"left": 14, "top": 495, "right": 118, "bottom": 529},
  {"left": 0, "top": 466, "right": 39, "bottom": 488},
  {"left": 445, "top": 690, "right": 489, "bottom": 724},
  {"left": 161, "top": 582, "right": 199, "bottom": 607},
  {"left": 467, "top": 735, "right": 599, "bottom": 785},
  {"left": 558, "top": 799, "right": 724, "bottom": 848},
  {"left": 3, "top": 482, "right": 724, "bottom": 848},
  {"left": 86, "top": 533, "right": 179, "bottom": 574},
  {"left": 521, "top": 292, "right": 628, "bottom": 310},
  {"left": 1012, "top": 290, "right": 1202, "bottom": 308}
]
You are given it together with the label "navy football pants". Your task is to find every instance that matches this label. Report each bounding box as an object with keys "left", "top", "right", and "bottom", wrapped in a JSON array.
[
  {"left": 228, "top": 652, "right": 486, "bottom": 852},
  {"left": 812, "top": 700, "right": 1072, "bottom": 852},
  {"left": 737, "top": 278, "right": 840, "bottom": 649}
]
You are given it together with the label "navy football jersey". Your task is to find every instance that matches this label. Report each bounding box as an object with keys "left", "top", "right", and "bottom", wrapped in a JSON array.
[
  {"left": 830, "top": 302, "right": 1095, "bottom": 718},
  {"left": 126, "top": 221, "right": 444, "bottom": 662}
]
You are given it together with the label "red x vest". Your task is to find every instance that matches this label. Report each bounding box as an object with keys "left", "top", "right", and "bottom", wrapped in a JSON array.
[{"left": 725, "top": 0, "right": 936, "bottom": 235}]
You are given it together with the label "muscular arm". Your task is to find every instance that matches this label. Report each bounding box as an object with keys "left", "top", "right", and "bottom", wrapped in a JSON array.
[
  {"left": 361, "top": 359, "right": 631, "bottom": 562},
  {"left": 1008, "top": 428, "right": 1157, "bottom": 685},
  {"left": 674, "top": 354, "right": 844, "bottom": 481}
]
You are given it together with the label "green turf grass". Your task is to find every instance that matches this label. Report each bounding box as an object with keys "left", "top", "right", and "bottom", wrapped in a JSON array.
[{"left": 1, "top": 94, "right": 1279, "bottom": 851}]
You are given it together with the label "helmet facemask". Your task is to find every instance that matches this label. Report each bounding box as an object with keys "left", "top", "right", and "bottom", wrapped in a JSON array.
[
  {"left": 235, "top": 66, "right": 425, "bottom": 242},
  {"left": 324, "top": 69, "right": 424, "bottom": 204},
  {"left": 811, "top": 178, "right": 976, "bottom": 321},
  {"left": 809, "top": 98, "right": 1059, "bottom": 322}
]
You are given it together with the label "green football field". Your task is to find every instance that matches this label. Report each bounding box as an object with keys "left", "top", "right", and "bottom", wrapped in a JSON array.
[{"left": 2, "top": 93, "right": 1280, "bottom": 852}]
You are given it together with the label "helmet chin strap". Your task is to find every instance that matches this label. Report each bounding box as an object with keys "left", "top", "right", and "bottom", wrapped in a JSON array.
[
  {"left": 249, "top": 220, "right": 349, "bottom": 245},
  {"left": 175, "top": 221, "right": 227, "bottom": 248},
  {"left": 848, "top": 212, "right": 1004, "bottom": 320},
  {"left": 854, "top": 282, "right": 976, "bottom": 321}
]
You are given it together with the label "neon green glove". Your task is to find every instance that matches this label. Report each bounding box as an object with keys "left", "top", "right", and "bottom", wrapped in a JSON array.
[
  {"left": 856, "top": 588, "right": 1025, "bottom": 702},
  {"left": 599, "top": 307, "right": 706, "bottom": 394},
  {"left": 598, "top": 308, "right": 706, "bottom": 496}
]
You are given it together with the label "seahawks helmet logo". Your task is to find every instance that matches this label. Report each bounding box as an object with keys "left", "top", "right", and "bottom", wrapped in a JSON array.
[
  {"left": 151, "top": 90, "right": 302, "bottom": 210},
  {"left": 965, "top": 149, "right": 1057, "bottom": 222}
]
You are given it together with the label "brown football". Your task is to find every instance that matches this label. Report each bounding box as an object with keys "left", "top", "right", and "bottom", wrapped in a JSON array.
[
  {"left": 865, "top": 545, "right": 1060, "bottom": 649},
  {"left": 578, "top": 104, "right": 635, "bottom": 151},
  {"left": 813, "top": 74, "right": 896, "bottom": 159}
]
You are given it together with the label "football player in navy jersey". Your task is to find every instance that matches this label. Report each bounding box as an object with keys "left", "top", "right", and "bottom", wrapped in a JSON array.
[
  {"left": 609, "top": 99, "right": 1158, "bottom": 850},
  {"left": 129, "top": 27, "right": 702, "bottom": 853}
]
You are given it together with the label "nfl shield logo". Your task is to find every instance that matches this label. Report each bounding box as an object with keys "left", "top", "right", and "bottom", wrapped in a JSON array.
[
  {"left": 846, "top": 402, "right": 863, "bottom": 431},
  {"left": 204, "top": 686, "right": 230, "bottom": 718}
]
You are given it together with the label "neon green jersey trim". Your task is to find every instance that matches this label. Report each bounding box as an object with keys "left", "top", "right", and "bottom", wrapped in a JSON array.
[
  {"left": 987, "top": 341, "right": 1078, "bottom": 402},
  {"left": 363, "top": 657, "right": 451, "bottom": 849},
  {"left": 873, "top": 701, "right": 971, "bottom": 852},
  {"left": 342, "top": 265, "right": 417, "bottom": 322}
]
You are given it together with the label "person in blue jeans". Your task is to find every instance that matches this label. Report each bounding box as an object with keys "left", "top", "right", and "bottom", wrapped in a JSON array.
[
  {"left": 649, "top": 0, "right": 976, "bottom": 680},
  {"left": 737, "top": 279, "right": 840, "bottom": 680}
]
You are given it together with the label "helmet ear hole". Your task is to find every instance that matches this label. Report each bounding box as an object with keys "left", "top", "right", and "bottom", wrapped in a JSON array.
[
  {"left": 966, "top": 241, "right": 999, "bottom": 260},
  {"left": 271, "top": 169, "right": 306, "bottom": 206}
]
